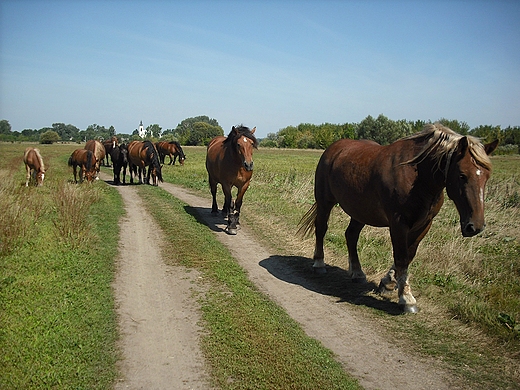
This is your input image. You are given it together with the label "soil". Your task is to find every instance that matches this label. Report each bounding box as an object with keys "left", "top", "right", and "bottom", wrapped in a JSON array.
[{"left": 106, "top": 174, "right": 458, "bottom": 390}]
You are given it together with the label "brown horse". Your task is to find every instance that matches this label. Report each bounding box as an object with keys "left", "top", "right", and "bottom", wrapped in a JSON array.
[
  {"left": 68, "top": 149, "right": 97, "bottom": 183},
  {"left": 127, "top": 140, "right": 163, "bottom": 186},
  {"left": 23, "top": 147, "right": 45, "bottom": 186},
  {"left": 206, "top": 125, "right": 257, "bottom": 235},
  {"left": 103, "top": 136, "right": 119, "bottom": 166},
  {"left": 85, "top": 139, "right": 106, "bottom": 177},
  {"left": 156, "top": 141, "right": 186, "bottom": 165},
  {"left": 299, "top": 123, "right": 498, "bottom": 313}
]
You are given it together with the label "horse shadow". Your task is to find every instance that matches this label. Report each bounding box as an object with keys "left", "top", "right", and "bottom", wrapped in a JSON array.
[
  {"left": 182, "top": 205, "right": 228, "bottom": 234},
  {"left": 259, "top": 255, "right": 404, "bottom": 315}
]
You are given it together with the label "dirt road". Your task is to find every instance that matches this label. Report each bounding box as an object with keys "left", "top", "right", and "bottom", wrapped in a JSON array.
[{"left": 109, "top": 175, "right": 457, "bottom": 390}]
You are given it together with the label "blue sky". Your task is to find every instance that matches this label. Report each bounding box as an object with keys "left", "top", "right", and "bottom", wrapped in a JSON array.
[{"left": 1, "top": 0, "right": 519, "bottom": 138}]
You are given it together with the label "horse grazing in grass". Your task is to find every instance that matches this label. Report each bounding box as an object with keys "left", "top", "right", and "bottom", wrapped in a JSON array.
[
  {"left": 298, "top": 123, "right": 498, "bottom": 313},
  {"left": 68, "top": 149, "right": 97, "bottom": 183},
  {"left": 156, "top": 141, "right": 186, "bottom": 165},
  {"left": 23, "top": 147, "right": 45, "bottom": 186},
  {"left": 103, "top": 136, "right": 119, "bottom": 166},
  {"left": 110, "top": 143, "right": 128, "bottom": 185},
  {"left": 85, "top": 139, "right": 106, "bottom": 178},
  {"left": 206, "top": 125, "right": 257, "bottom": 235},
  {"left": 127, "top": 140, "right": 163, "bottom": 186}
]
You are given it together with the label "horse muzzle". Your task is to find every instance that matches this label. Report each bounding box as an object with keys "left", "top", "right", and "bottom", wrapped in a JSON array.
[
  {"left": 243, "top": 161, "right": 254, "bottom": 171},
  {"left": 461, "top": 221, "right": 485, "bottom": 237}
]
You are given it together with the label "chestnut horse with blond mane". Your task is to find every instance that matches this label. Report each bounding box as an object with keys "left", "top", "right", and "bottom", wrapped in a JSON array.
[
  {"left": 23, "top": 147, "right": 45, "bottom": 186},
  {"left": 206, "top": 125, "right": 257, "bottom": 235},
  {"left": 85, "top": 140, "right": 106, "bottom": 178},
  {"left": 299, "top": 123, "right": 498, "bottom": 313}
]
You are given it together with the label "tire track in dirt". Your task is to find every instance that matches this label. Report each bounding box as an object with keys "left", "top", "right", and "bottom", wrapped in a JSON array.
[
  {"left": 158, "top": 182, "right": 458, "bottom": 390},
  {"left": 110, "top": 180, "right": 210, "bottom": 390}
]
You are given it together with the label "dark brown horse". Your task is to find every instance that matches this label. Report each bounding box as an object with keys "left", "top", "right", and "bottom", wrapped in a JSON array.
[
  {"left": 85, "top": 139, "right": 106, "bottom": 178},
  {"left": 127, "top": 140, "right": 163, "bottom": 186},
  {"left": 103, "top": 136, "right": 119, "bottom": 166},
  {"left": 110, "top": 143, "right": 128, "bottom": 185},
  {"left": 23, "top": 147, "right": 45, "bottom": 186},
  {"left": 299, "top": 123, "right": 498, "bottom": 313},
  {"left": 206, "top": 125, "right": 257, "bottom": 235},
  {"left": 156, "top": 141, "right": 186, "bottom": 165},
  {"left": 68, "top": 149, "right": 97, "bottom": 183}
]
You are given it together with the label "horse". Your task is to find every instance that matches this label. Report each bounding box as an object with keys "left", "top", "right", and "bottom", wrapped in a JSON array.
[
  {"left": 103, "top": 136, "right": 119, "bottom": 166},
  {"left": 23, "top": 147, "right": 45, "bottom": 186},
  {"left": 68, "top": 149, "right": 97, "bottom": 183},
  {"left": 127, "top": 140, "right": 163, "bottom": 186},
  {"left": 298, "top": 123, "right": 498, "bottom": 313},
  {"left": 85, "top": 139, "right": 106, "bottom": 177},
  {"left": 156, "top": 141, "right": 186, "bottom": 165},
  {"left": 205, "top": 125, "right": 257, "bottom": 235},
  {"left": 110, "top": 143, "right": 128, "bottom": 185}
]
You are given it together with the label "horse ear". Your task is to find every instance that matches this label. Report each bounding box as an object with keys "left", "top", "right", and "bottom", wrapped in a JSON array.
[
  {"left": 251, "top": 127, "right": 256, "bottom": 134},
  {"left": 484, "top": 139, "right": 499, "bottom": 155},
  {"left": 455, "top": 136, "right": 469, "bottom": 159}
]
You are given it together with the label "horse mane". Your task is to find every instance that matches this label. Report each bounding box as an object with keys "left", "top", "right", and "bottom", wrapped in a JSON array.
[
  {"left": 85, "top": 150, "right": 94, "bottom": 171},
  {"left": 143, "top": 141, "right": 163, "bottom": 182},
  {"left": 224, "top": 125, "right": 258, "bottom": 148},
  {"left": 402, "top": 123, "right": 492, "bottom": 175},
  {"left": 25, "top": 148, "right": 45, "bottom": 172}
]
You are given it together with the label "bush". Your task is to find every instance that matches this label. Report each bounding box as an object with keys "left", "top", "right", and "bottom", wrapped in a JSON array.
[{"left": 39, "top": 130, "right": 60, "bottom": 144}]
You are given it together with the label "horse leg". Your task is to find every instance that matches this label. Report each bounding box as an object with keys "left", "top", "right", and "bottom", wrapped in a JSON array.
[
  {"left": 122, "top": 164, "right": 127, "bottom": 184},
  {"left": 345, "top": 219, "right": 367, "bottom": 282},
  {"left": 25, "top": 165, "right": 31, "bottom": 186},
  {"left": 209, "top": 177, "right": 219, "bottom": 213},
  {"left": 232, "top": 182, "right": 250, "bottom": 229},
  {"left": 312, "top": 201, "right": 335, "bottom": 273},
  {"left": 221, "top": 184, "right": 233, "bottom": 216},
  {"left": 385, "top": 222, "right": 432, "bottom": 313}
]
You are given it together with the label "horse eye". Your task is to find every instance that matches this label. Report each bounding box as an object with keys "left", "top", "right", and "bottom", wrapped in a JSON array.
[{"left": 459, "top": 174, "right": 467, "bottom": 182}]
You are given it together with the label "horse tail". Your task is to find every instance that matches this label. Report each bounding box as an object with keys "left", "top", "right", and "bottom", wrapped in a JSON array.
[
  {"left": 34, "top": 148, "right": 45, "bottom": 172},
  {"left": 68, "top": 154, "right": 74, "bottom": 167},
  {"left": 145, "top": 141, "right": 163, "bottom": 182},
  {"left": 297, "top": 202, "right": 317, "bottom": 237}
]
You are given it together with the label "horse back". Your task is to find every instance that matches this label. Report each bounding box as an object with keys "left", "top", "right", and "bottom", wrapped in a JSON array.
[{"left": 317, "top": 138, "right": 419, "bottom": 227}]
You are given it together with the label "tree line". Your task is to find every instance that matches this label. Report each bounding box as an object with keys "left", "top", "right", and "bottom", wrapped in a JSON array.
[{"left": 1, "top": 114, "right": 519, "bottom": 154}]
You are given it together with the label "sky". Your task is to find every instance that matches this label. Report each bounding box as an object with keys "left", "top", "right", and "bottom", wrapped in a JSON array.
[{"left": 1, "top": 0, "right": 519, "bottom": 138}]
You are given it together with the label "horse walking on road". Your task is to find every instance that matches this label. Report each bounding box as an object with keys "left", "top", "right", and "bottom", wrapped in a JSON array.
[
  {"left": 23, "top": 147, "right": 45, "bottom": 186},
  {"left": 127, "top": 140, "right": 163, "bottom": 186},
  {"left": 68, "top": 149, "right": 97, "bottom": 183},
  {"left": 298, "top": 123, "right": 498, "bottom": 313},
  {"left": 103, "top": 136, "right": 119, "bottom": 166},
  {"left": 110, "top": 143, "right": 128, "bottom": 185},
  {"left": 206, "top": 125, "right": 257, "bottom": 235}
]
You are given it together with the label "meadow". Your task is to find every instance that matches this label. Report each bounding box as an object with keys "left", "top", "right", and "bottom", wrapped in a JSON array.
[{"left": 1, "top": 141, "right": 519, "bottom": 388}]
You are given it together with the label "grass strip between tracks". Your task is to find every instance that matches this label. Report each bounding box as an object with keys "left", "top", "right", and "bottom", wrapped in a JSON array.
[{"left": 138, "top": 184, "right": 361, "bottom": 390}]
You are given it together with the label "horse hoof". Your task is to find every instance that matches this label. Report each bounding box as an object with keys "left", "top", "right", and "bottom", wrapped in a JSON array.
[
  {"left": 227, "top": 228, "right": 237, "bottom": 235},
  {"left": 313, "top": 266, "right": 327, "bottom": 275},
  {"left": 401, "top": 304, "right": 419, "bottom": 314}
]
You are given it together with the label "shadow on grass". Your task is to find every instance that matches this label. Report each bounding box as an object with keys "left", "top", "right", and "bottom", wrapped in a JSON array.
[{"left": 259, "top": 255, "right": 403, "bottom": 315}]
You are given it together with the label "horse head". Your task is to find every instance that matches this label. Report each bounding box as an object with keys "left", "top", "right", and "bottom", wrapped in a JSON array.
[
  {"left": 232, "top": 126, "right": 257, "bottom": 172},
  {"left": 36, "top": 170, "right": 45, "bottom": 186},
  {"left": 445, "top": 137, "right": 498, "bottom": 237}
]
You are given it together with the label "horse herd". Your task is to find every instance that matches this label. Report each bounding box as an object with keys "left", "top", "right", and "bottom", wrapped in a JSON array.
[{"left": 22, "top": 123, "right": 498, "bottom": 313}]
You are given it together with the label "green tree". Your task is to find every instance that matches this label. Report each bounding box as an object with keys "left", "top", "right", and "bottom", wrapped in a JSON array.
[
  {"left": 40, "top": 130, "right": 60, "bottom": 144},
  {"left": 174, "top": 116, "right": 223, "bottom": 145},
  {"left": 437, "top": 118, "right": 470, "bottom": 135},
  {"left": 146, "top": 124, "right": 162, "bottom": 139},
  {"left": 357, "top": 114, "right": 412, "bottom": 145},
  {"left": 0, "top": 119, "right": 12, "bottom": 135}
]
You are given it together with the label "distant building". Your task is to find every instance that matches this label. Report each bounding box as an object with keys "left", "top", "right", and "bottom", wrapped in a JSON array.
[{"left": 138, "top": 120, "right": 145, "bottom": 138}]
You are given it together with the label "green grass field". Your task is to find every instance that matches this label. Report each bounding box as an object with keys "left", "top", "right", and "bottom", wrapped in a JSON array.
[{"left": 1, "top": 142, "right": 519, "bottom": 388}]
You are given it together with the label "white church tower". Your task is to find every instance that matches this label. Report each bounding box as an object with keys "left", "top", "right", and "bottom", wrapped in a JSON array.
[{"left": 138, "top": 120, "right": 145, "bottom": 138}]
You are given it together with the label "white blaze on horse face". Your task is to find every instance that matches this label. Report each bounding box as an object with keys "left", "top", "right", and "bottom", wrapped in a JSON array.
[
  {"left": 480, "top": 188, "right": 484, "bottom": 204},
  {"left": 476, "top": 169, "right": 481, "bottom": 176},
  {"left": 243, "top": 137, "right": 247, "bottom": 143}
]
